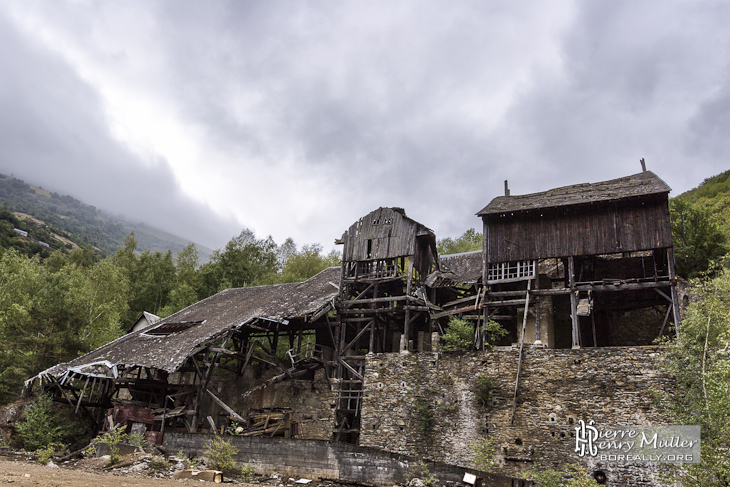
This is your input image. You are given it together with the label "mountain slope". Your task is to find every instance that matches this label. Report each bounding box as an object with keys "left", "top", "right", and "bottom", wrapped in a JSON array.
[{"left": 0, "top": 174, "right": 212, "bottom": 260}]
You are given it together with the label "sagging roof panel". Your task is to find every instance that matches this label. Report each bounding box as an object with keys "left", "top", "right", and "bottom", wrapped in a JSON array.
[
  {"left": 427, "top": 250, "right": 482, "bottom": 286},
  {"left": 39, "top": 267, "right": 341, "bottom": 378},
  {"left": 477, "top": 171, "right": 671, "bottom": 216}
]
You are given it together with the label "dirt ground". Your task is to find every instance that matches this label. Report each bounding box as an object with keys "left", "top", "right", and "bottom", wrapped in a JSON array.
[{"left": 0, "top": 454, "right": 246, "bottom": 487}]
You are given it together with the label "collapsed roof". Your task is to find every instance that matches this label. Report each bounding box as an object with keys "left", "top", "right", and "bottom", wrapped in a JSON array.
[
  {"left": 37, "top": 267, "right": 341, "bottom": 379},
  {"left": 426, "top": 250, "right": 482, "bottom": 287}
]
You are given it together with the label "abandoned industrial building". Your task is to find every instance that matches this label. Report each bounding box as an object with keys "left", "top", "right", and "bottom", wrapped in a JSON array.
[{"left": 25, "top": 170, "right": 682, "bottom": 486}]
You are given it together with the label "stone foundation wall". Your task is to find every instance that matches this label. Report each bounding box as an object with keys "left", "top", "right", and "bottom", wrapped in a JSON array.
[
  {"left": 359, "top": 347, "right": 673, "bottom": 486},
  {"left": 200, "top": 367, "right": 337, "bottom": 440}
]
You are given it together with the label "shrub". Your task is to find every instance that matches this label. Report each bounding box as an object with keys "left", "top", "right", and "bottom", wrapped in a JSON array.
[
  {"left": 126, "top": 430, "right": 147, "bottom": 449},
  {"left": 240, "top": 462, "right": 255, "bottom": 482},
  {"left": 414, "top": 399, "right": 434, "bottom": 437},
  {"left": 205, "top": 436, "right": 242, "bottom": 478},
  {"left": 176, "top": 450, "right": 201, "bottom": 470},
  {"left": 469, "top": 437, "right": 497, "bottom": 473},
  {"left": 483, "top": 319, "right": 508, "bottom": 348},
  {"left": 474, "top": 373, "right": 496, "bottom": 407},
  {"left": 36, "top": 442, "right": 68, "bottom": 464},
  {"left": 15, "top": 395, "right": 67, "bottom": 451},
  {"left": 148, "top": 455, "right": 171, "bottom": 470},
  {"left": 410, "top": 460, "right": 439, "bottom": 487},
  {"left": 95, "top": 426, "right": 127, "bottom": 465},
  {"left": 441, "top": 317, "right": 474, "bottom": 351}
]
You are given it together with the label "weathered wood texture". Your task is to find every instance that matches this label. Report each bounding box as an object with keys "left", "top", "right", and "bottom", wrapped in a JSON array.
[
  {"left": 341, "top": 207, "right": 436, "bottom": 277},
  {"left": 483, "top": 196, "right": 672, "bottom": 262}
]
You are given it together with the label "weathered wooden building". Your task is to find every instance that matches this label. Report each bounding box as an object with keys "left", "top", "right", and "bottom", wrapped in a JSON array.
[
  {"left": 332, "top": 207, "right": 440, "bottom": 440},
  {"left": 478, "top": 170, "right": 680, "bottom": 349},
  {"left": 27, "top": 268, "right": 342, "bottom": 438},
  {"left": 335, "top": 207, "right": 439, "bottom": 355},
  {"left": 23, "top": 170, "right": 684, "bottom": 487}
]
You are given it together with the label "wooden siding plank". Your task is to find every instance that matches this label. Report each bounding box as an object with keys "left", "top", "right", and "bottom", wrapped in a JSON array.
[{"left": 484, "top": 196, "right": 672, "bottom": 262}]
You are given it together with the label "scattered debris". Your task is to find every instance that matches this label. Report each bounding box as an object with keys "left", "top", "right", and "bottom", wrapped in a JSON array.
[{"left": 172, "top": 469, "right": 223, "bottom": 482}]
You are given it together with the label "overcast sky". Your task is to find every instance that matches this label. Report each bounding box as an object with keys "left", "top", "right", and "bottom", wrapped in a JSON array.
[{"left": 1, "top": 1, "right": 728, "bottom": 251}]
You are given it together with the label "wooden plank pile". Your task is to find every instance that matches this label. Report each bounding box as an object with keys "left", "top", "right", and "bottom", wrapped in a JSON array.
[{"left": 239, "top": 408, "right": 294, "bottom": 438}]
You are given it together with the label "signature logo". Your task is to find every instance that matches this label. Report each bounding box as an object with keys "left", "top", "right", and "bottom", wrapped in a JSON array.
[{"left": 575, "top": 419, "right": 599, "bottom": 457}]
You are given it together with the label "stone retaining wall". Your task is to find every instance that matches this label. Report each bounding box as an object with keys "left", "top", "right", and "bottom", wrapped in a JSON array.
[{"left": 359, "top": 347, "right": 673, "bottom": 486}]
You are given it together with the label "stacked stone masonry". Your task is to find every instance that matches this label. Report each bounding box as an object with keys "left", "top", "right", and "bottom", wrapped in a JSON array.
[
  {"left": 203, "top": 367, "right": 338, "bottom": 440},
  {"left": 359, "top": 347, "right": 674, "bottom": 487}
]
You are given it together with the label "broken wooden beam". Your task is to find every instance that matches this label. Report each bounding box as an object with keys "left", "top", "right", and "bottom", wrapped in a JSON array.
[{"left": 205, "top": 389, "right": 244, "bottom": 422}]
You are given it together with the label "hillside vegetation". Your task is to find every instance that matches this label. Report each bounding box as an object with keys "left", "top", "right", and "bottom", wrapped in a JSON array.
[
  {"left": 0, "top": 174, "right": 212, "bottom": 260},
  {"left": 670, "top": 170, "right": 729, "bottom": 278}
]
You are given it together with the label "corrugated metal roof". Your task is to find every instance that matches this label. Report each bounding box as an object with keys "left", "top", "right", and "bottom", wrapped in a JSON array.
[
  {"left": 477, "top": 171, "right": 671, "bottom": 216},
  {"left": 38, "top": 267, "right": 341, "bottom": 378}
]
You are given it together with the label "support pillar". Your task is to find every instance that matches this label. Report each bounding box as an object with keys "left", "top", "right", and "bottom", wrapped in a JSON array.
[
  {"left": 402, "top": 259, "right": 414, "bottom": 352},
  {"left": 569, "top": 257, "right": 580, "bottom": 349},
  {"left": 667, "top": 248, "right": 682, "bottom": 335}
]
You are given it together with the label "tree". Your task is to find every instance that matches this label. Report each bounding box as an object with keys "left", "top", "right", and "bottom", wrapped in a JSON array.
[
  {"left": 670, "top": 199, "right": 727, "bottom": 279},
  {"left": 198, "top": 229, "right": 280, "bottom": 297},
  {"left": 656, "top": 268, "right": 730, "bottom": 486},
  {"left": 279, "top": 243, "right": 340, "bottom": 283},
  {"left": 0, "top": 249, "right": 42, "bottom": 401},
  {"left": 158, "top": 243, "right": 201, "bottom": 317},
  {"left": 0, "top": 249, "right": 128, "bottom": 403},
  {"left": 437, "top": 228, "right": 482, "bottom": 255},
  {"left": 130, "top": 250, "right": 176, "bottom": 316},
  {"left": 64, "top": 258, "right": 129, "bottom": 349}
]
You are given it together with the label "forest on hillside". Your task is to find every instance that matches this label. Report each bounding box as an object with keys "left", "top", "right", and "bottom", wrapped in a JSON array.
[{"left": 0, "top": 175, "right": 211, "bottom": 259}]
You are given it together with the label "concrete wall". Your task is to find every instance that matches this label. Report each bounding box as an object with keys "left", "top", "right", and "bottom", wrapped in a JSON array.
[
  {"left": 359, "top": 347, "right": 672, "bottom": 487},
  {"left": 163, "top": 433, "right": 530, "bottom": 487}
]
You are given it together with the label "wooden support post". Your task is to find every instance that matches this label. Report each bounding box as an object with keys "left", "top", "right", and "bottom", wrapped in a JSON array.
[
  {"left": 533, "top": 267, "right": 542, "bottom": 346},
  {"left": 534, "top": 296, "right": 542, "bottom": 345},
  {"left": 369, "top": 284, "right": 378, "bottom": 353},
  {"left": 481, "top": 229, "right": 489, "bottom": 351},
  {"left": 591, "top": 311, "right": 597, "bottom": 347},
  {"left": 667, "top": 248, "right": 681, "bottom": 335},
  {"left": 325, "top": 314, "right": 337, "bottom": 351},
  {"left": 429, "top": 288, "right": 436, "bottom": 351},
  {"left": 569, "top": 257, "right": 580, "bottom": 349},
  {"left": 342, "top": 321, "right": 372, "bottom": 355},
  {"left": 402, "top": 259, "right": 414, "bottom": 351},
  {"left": 271, "top": 324, "right": 280, "bottom": 356},
  {"left": 338, "top": 238, "right": 348, "bottom": 299},
  {"left": 510, "top": 279, "right": 532, "bottom": 424},
  {"left": 657, "top": 303, "right": 673, "bottom": 339}
]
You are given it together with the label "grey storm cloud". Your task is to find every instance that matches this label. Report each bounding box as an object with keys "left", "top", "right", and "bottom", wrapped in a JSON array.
[
  {"left": 0, "top": 0, "right": 727, "bottom": 251},
  {"left": 0, "top": 8, "right": 239, "bottom": 248}
]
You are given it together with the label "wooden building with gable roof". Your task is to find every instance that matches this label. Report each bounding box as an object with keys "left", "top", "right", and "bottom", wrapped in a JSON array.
[
  {"left": 333, "top": 207, "right": 439, "bottom": 441},
  {"left": 477, "top": 170, "right": 680, "bottom": 350},
  {"left": 336, "top": 207, "right": 438, "bottom": 355}
]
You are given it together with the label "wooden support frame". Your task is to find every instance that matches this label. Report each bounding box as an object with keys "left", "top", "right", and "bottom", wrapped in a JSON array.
[
  {"left": 569, "top": 257, "right": 580, "bottom": 349},
  {"left": 402, "top": 258, "right": 414, "bottom": 351},
  {"left": 510, "top": 279, "right": 532, "bottom": 424},
  {"left": 667, "top": 247, "right": 682, "bottom": 335}
]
